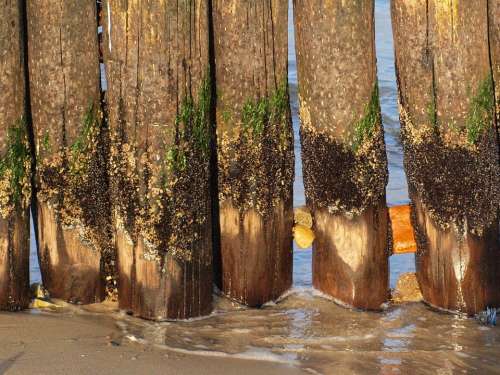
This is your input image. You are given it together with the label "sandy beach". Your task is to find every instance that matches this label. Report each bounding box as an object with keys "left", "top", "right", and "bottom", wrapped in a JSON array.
[{"left": 0, "top": 308, "right": 307, "bottom": 375}]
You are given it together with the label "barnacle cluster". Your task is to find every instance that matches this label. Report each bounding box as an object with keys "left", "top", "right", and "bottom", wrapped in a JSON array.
[
  {"left": 218, "top": 81, "right": 294, "bottom": 217},
  {"left": 400, "top": 75, "right": 500, "bottom": 235},
  {"left": 110, "top": 76, "right": 212, "bottom": 266},
  {"left": 37, "top": 103, "right": 116, "bottom": 298},
  {"left": 301, "top": 84, "right": 388, "bottom": 216}
]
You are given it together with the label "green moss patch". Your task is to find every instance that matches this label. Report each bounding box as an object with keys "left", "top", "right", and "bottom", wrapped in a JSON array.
[
  {"left": 466, "top": 75, "right": 495, "bottom": 145},
  {"left": 351, "top": 84, "right": 381, "bottom": 152},
  {"left": 0, "top": 118, "right": 32, "bottom": 218},
  {"left": 218, "top": 80, "right": 294, "bottom": 217}
]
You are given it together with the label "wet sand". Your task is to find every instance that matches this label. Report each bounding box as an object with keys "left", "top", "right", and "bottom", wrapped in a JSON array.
[{"left": 0, "top": 308, "right": 306, "bottom": 375}]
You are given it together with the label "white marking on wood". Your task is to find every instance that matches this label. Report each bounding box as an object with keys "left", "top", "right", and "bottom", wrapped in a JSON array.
[{"left": 107, "top": 1, "right": 112, "bottom": 52}]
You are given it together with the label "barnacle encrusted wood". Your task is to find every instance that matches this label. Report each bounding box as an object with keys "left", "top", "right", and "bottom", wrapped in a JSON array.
[
  {"left": 104, "top": 0, "right": 213, "bottom": 320},
  {"left": 392, "top": 0, "right": 500, "bottom": 315},
  {"left": 294, "top": 0, "right": 389, "bottom": 310},
  {"left": 213, "top": 0, "right": 294, "bottom": 307},
  {"left": 27, "top": 0, "right": 114, "bottom": 304},
  {"left": 0, "top": 1, "right": 31, "bottom": 311}
]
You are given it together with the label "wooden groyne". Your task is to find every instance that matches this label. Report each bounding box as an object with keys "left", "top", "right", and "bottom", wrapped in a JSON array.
[
  {"left": 213, "top": 0, "right": 294, "bottom": 307},
  {"left": 27, "top": 0, "right": 113, "bottom": 304},
  {"left": 392, "top": 0, "right": 500, "bottom": 315},
  {"left": 104, "top": 0, "right": 213, "bottom": 320},
  {"left": 1, "top": 0, "right": 498, "bottom": 319},
  {"left": 294, "top": 0, "right": 390, "bottom": 310},
  {"left": 0, "top": 0, "right": 31, "bottom": 311}
]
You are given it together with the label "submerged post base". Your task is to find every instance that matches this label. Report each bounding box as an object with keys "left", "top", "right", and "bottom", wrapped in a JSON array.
[
  {"left": 219, "top": 200, "right": 293, "bottom": 307},
  {"left": 413, "top": 196, "right": 500, "bottom": 316},
  {"left": 312, "top": 201, "right": 389, "bottom": 310},
  {"left": 117, "top": 232, "right": 213, "bottom": 321},
  {"left": 37, "top": 203, "right": 103, "bottom": 304}
]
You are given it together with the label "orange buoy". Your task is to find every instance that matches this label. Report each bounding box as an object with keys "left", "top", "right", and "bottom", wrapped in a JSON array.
[{"left": 389, "top": 205, "right": 416, "bottom": 255}]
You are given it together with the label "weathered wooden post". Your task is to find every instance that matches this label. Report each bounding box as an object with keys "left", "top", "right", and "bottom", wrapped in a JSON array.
[
  {"left": 213, "top": 0, "right": 295, "bottom": 307},
  {"left": 294, "top": 0, "right": 390, "bottom": 310},
  {"left": 0, "top": 1, "right": 31, "bottom": 311},
  {"left": 104, "top": 0, "right": 213, "bottom": 320},
  {"left": 489, "top": 0, "right": 499, "bottom": 131},
  {"left": 392, "top": 0, "right": 500, "bottom": 315},
  {"left": 27, "top": 0, "right": 114, "bottom": 304}
]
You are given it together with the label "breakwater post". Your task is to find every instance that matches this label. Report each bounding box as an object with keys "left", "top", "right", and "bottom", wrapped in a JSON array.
[
  {"left": 294, "top": 0, "right": 390, "bottom": 310},
  {"left": 27, "top": 0, "right": 113, "bottom": 304},
  {"left": 104, "top": 0, "right": 213, "bottom": 320},
  {"left": 0, "top": 0, "right": 31, "bottom": 311},
  {"left": 392, "top": 0, "right": 500, "bottom": 315},
  {"left": 212, "top": 0, "right": 295, "bottom": 307}
]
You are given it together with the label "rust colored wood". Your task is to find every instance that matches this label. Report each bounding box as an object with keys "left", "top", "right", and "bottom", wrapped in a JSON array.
[
  {"left": 294, "top": 0, "right": 389, "bottom": 310},
  {"left": 389, "top": 205, "right": 417, "bottom": 255},
  {"left": 28, "top": 0, "right": 112, "bottom": 304},
  {"left": 104, "top": 0, "right": 213, "bottom": 320},
  {"left": 313, "top": 202, "right": 389, "bottom": 309},
  {"left": 213, "top": 0, "right": 294, "bottom": 307},
  {"left": 392, "top": 0, "right": 500, "bottom": 315},
  {"left": 0, "top": 0, "right": 31, "bottom": 311}
]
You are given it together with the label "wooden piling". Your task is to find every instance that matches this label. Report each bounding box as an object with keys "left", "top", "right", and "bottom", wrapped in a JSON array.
[
  {"left": 27, "top": 0, "right": 114, "bottom": 304},
  {"left": 392, "top": 0, "right": 500, "bottom": 315},
  {"left": 0, "top": 1, "right": 31, "bottom": 311},
  {"left": 103, "top": 0, "right": 213, "bottom": 320},
  {"left": 489, "top": 0, "right": 499, "bottom": 129},
  {"left": 294, "top": 0, "right": 390, "bottom": 310},
  {"left": 212, "top": 0, "right": 294, "bottom": 307}
]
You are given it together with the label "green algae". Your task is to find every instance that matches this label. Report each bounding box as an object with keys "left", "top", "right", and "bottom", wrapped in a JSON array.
[
  {"left": 164, "top": 74, "right": 212, "bottom": 176},
  {"left": 41, "top": 129, "right": 51, "bottom": 153},
  {"left": 241, "top": 80, "right": 289, "bottom": 137},
  {"left": 218, "top": 80, "right": 294, "bottom": 217},
  {"left": 69, "top": 103, "right": 101, "bottom": 176},
  {"left": 426, "top": 91, "right": 437, "bottom": 129},
  {"left": 0, "top": 117, "right": 31, "bottom": 216},
  {"left": 351, "top": 84, "right": 381, "bottom": 152},
  {"left": 465, "top": 75, "right": 495, "bottom": 145}
]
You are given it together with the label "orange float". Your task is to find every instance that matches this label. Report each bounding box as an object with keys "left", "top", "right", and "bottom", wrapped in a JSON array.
[{"left": 389, "top": 205, "right": 416, "bottom": 255}]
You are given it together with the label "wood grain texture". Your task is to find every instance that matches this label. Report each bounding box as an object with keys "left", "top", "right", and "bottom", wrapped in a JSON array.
[
  {"left": 213, "top": 0, "right": 294, "bottom": 307},
  {"left": 312, "top": 202, "right": 389, "bottom": 310},
  {"left": 294, "top": 0, "right": 389, "bottom": 310},
  {"left": 28, "top": 0, "right": 110, "bottom": 304},
  {"left": 0, "top": 0, "right": 31, "bottom": 311},
  {"left": 392, "top": 0, "right": 500, "bottom": 315},
  {"left": 489, "top": 0, "right": 499, "bottom": 131},
  {"left": 104, "top": 0, "right": 213, "bottom": 320}
]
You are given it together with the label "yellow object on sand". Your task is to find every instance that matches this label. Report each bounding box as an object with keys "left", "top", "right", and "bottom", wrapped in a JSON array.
[
  {"left": 391, "top": 272, "right": 423, "bottom": 304},
  {"left": 293, "top": 224, "right": 315, "bottom": 249},
  {"left": 30, "top": 298, "right": 62, "bottom": 310},
  {"left": 294, "top": 206, "right": 313, "bottom": 228},
  {"left": 31, "top": 283, "right": 50, "bottom": 300}
]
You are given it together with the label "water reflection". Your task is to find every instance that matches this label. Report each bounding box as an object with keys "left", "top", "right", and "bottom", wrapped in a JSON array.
[{"left": 116, "top": 292, "right": 500, "bottom": 374}]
